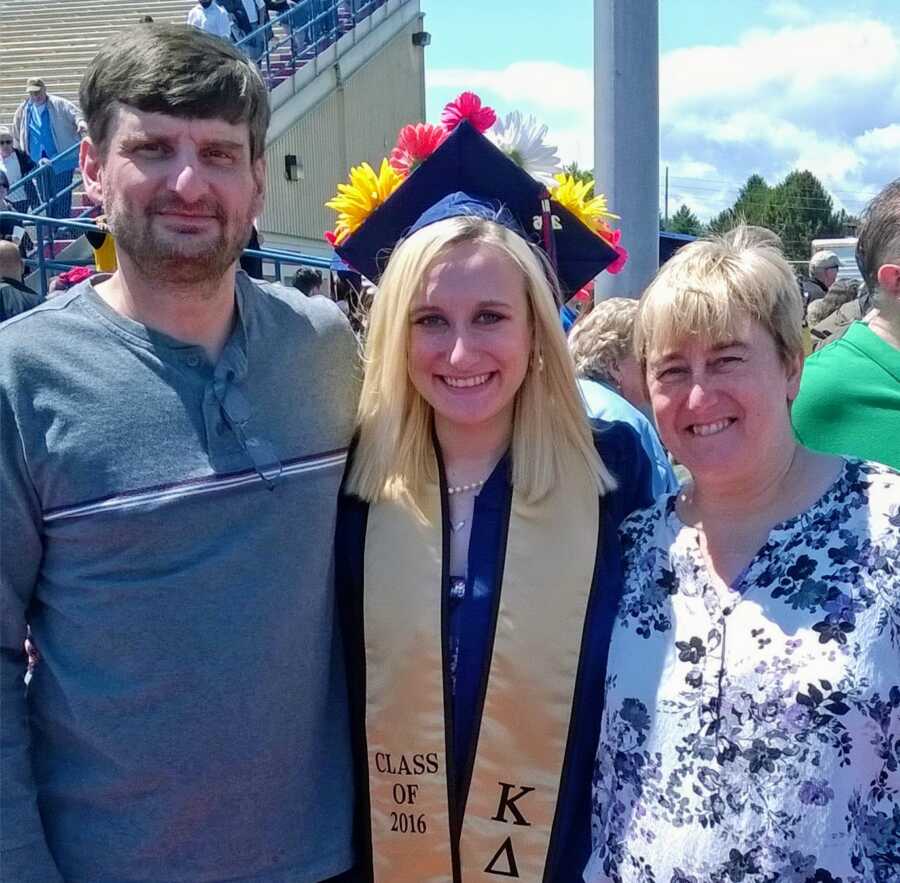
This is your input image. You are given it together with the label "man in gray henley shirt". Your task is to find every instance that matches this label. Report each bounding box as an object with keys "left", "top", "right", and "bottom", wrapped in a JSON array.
[{"left": 1, "top": 25, "right": 359, "bottom": 882}]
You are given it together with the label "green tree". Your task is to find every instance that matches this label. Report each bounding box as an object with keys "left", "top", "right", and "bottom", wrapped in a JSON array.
[
  {"left": 561, "top": 161, "right": 594, "bottom": 188},
  {"left": 706, "top": 207, "right": 738, "bottom": 236},
  {"left": 667, "top": 203, "right": 704, "bottom": 236},
  {"left": 705, "top": 171, "right": 843, "bottom": 262},
  {"left": 732, "top": 174, "right": 772, "bottom": 226},
  {"left": 764, "top": 170, "right": 841, "bottom": 261},
  {"left": 706, "top": 174, "right": 771, "bottom": 235}
]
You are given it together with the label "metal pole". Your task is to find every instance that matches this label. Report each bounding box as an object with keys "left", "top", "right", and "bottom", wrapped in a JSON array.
[
  {"left": 664, "top": 165, "right": 669, "bottom": 228},
  {"left": 36, "top": 219, "right": 49, "bottom": 296},
  {"left": 593, "top": 0, "right": 659, "bottom": 299}
]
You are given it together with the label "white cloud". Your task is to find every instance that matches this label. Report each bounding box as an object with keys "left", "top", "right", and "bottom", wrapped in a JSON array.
[
  {"left": 665, "top": 159, "right": 719, "bottom": 179},
  {"left": 425, "top": 17, "right": 899, "bottom": 221},
  {"left": 855, "top": 123, "right": 900, "bottom": 154},
  {"left": 660, "top": 21, "right": 897, "bottom": 114},
  {"left": 427, "top": 62, "right": 592, "bottom": 113}
]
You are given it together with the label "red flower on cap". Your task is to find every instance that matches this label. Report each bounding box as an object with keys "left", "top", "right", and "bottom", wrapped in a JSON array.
[
  {"left": 389, "top": 123, "right": 448, "bottom": 176},
  {"left": 606, "top": 244, "right": 629, "bottom": 275},
  {"left": 440, "top": 92, "right": 497, "bottom": 135}
]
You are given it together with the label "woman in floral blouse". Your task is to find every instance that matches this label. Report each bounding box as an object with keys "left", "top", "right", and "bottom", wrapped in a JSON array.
[{"left": 586, "top": 226, "right": 900, "bottom": 883}]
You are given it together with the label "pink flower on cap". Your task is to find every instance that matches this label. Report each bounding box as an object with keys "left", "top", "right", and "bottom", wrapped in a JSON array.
[{"left": 440, "top": 92, "right": 497, "bottom": 135}]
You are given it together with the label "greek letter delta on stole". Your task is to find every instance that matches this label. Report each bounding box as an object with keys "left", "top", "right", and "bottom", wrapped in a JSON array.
[{"left": 362, "top": 452, "right": 601, "bottom": 881}]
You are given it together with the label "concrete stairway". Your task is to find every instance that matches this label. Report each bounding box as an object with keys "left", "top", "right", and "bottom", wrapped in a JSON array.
[{"left": 0, "top": 0, "right": 198, "bottom": 125}]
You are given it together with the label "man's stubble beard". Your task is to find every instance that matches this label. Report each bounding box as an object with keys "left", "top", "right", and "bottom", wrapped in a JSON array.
[{"left": 104, "top": 189, "right": 253, "bottom": 293}]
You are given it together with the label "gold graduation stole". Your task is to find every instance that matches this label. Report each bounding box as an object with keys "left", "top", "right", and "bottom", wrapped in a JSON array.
[{"left": 362, "top": 453, "right": 601, "bottom": 881}]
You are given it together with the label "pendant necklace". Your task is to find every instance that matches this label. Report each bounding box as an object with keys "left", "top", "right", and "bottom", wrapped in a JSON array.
[{"left": 447, "top": 480, "right": 485, "bottom": 533}]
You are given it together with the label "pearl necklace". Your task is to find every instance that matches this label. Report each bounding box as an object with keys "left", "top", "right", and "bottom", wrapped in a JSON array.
[{"left": 446, "top": 478, "right": 486, "bottom": 496}]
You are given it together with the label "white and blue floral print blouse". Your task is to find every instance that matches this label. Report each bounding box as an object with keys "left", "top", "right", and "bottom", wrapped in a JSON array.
[{"left": 586, "top": 459, "right": 900, "bottom": 883}]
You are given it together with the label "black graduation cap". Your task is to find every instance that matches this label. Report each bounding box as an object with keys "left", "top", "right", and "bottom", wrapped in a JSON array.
[{"left": 335, "top": 120, "right": 618, "bottom": 296}]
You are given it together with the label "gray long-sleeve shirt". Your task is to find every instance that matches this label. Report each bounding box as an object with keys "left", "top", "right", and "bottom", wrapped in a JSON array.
[{"left": 1, "top": 275, "right": 360, "bottom": 882}]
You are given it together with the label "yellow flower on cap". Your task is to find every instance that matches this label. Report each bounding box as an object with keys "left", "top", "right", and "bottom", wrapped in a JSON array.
[
  {"left": 326, "top": 159, "right": 404, "bottom": 244},
  {"left": 550, "top": 173, "right": 619, "bottom": 232}
]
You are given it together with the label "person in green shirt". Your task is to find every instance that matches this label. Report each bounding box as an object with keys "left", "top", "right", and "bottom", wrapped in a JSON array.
[{"left": 792, "top": 178, "right": 900, "bottom": 469}]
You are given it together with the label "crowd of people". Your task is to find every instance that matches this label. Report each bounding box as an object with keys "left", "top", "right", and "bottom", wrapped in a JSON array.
[
  {"left": 185, "top": 0, "right": 365, "bottom": 59},
  {"left": 0, "top": 22, "right": 898, "bottom": 883}
]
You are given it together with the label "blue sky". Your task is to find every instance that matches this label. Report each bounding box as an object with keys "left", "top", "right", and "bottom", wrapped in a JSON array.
[{"left": 419, "top": 0, "right": 900, "bottom": 220}]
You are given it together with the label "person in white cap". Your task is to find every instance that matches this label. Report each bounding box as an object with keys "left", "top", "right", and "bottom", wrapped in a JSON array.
[{"left": 804, "top": 248, "right": 840, "bottom": 303}]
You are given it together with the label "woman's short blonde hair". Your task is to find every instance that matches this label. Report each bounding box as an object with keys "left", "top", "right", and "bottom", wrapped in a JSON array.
[
  {"left": 568, "top": 297, "right": 639, "bottom": 384},
  {"left": 345, "top": 215, "right": 615, "bottom": 503},
  {"left": 634, "top": 225, "right": 804, "bottom": 368}
]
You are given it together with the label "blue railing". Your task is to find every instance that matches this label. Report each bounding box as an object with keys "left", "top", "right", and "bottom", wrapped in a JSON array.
[
  {"left": 0, "top": 210, "right": 329, "bottom": 297},
  {"left": 235, "top": 0, "right": 390, "bottom": 87},
  {"left": 9, "top": 141, "right": 93, "bottom": 253}
]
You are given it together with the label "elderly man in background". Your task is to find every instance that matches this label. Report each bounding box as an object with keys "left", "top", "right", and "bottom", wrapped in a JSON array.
[
  {"left": 802, "top": 249, "right": 840, "bottom": 304},
  {"left": 11, "top": 78, "right": 86, "bottom": 219},
  {"left": 793, "top": 178, "right": 900, "bottom": 469},
  {"left": 0, "top": 240, "right": 41, "bottom": 322},
  {"left": 569, "top": 297, "right": 678, "bottom": 497},
  {"left": 0, "top": 125, "right": 38, "bottom": 213}
]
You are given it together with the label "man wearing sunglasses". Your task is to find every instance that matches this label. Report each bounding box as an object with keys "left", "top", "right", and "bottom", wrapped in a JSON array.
[{"left": 1, "top": 25, "right": 359, "bottom": 883}]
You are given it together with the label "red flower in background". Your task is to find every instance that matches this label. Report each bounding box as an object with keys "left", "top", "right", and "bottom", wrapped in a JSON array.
[
  {"left": 440, "top": 92, "right": 497, "bottom": 134},
  {"left": 389, "top": 123, "right": 448, "bottom": 176},
  {"left": 58, "top": 266, "right": 93, "bottom": 286},
  {"left": 324, "top": 230, "right": 338, "bottom": 245},
  {"left": 573, "top": 281, "right": 594, "bottom": 303}
]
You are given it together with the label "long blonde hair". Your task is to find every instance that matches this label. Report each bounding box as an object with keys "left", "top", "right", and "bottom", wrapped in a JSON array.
[{"left": 345, "top": 215, "right": 615, "bottom": 503}]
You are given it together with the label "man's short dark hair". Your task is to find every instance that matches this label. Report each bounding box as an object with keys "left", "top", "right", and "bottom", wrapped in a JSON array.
[
  {"left": 856, "top": 177, "right": 900, "bottom": 294},
  {"left": 292, "top": 267, "right": 323, "bottom": 295},
  {"left": 79, "top": 24, "right": 270, "bottom": 161}
]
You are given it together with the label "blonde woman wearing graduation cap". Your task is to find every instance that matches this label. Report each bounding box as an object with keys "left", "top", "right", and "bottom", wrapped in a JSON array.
[{"left": 329, "top": 94, "right": 652, "bottom": 882}]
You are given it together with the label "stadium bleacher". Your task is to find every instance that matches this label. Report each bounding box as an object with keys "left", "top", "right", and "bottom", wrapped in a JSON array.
[{"left": 0, "top": 0, "right": 197, "bottom": 125}]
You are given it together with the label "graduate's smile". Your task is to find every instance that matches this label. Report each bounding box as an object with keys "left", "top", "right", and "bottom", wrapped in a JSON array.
[{"left": 440, "top": 372, "right": 495, "bottom": 389}]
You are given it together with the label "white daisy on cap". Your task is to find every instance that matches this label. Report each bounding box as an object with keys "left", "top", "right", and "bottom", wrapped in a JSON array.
[{"left": 487, "top": 110, "right": 562, "bottom": 187}]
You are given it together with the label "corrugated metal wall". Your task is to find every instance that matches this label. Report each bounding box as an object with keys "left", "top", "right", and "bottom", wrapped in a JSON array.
[{"left": 261, "top": 18, "right": 425, "bottom": 247}]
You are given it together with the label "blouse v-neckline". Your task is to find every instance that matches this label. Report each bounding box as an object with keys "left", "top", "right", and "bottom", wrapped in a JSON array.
[{"left": 667, "top": 458, "right": 850, "bottom": 597}]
